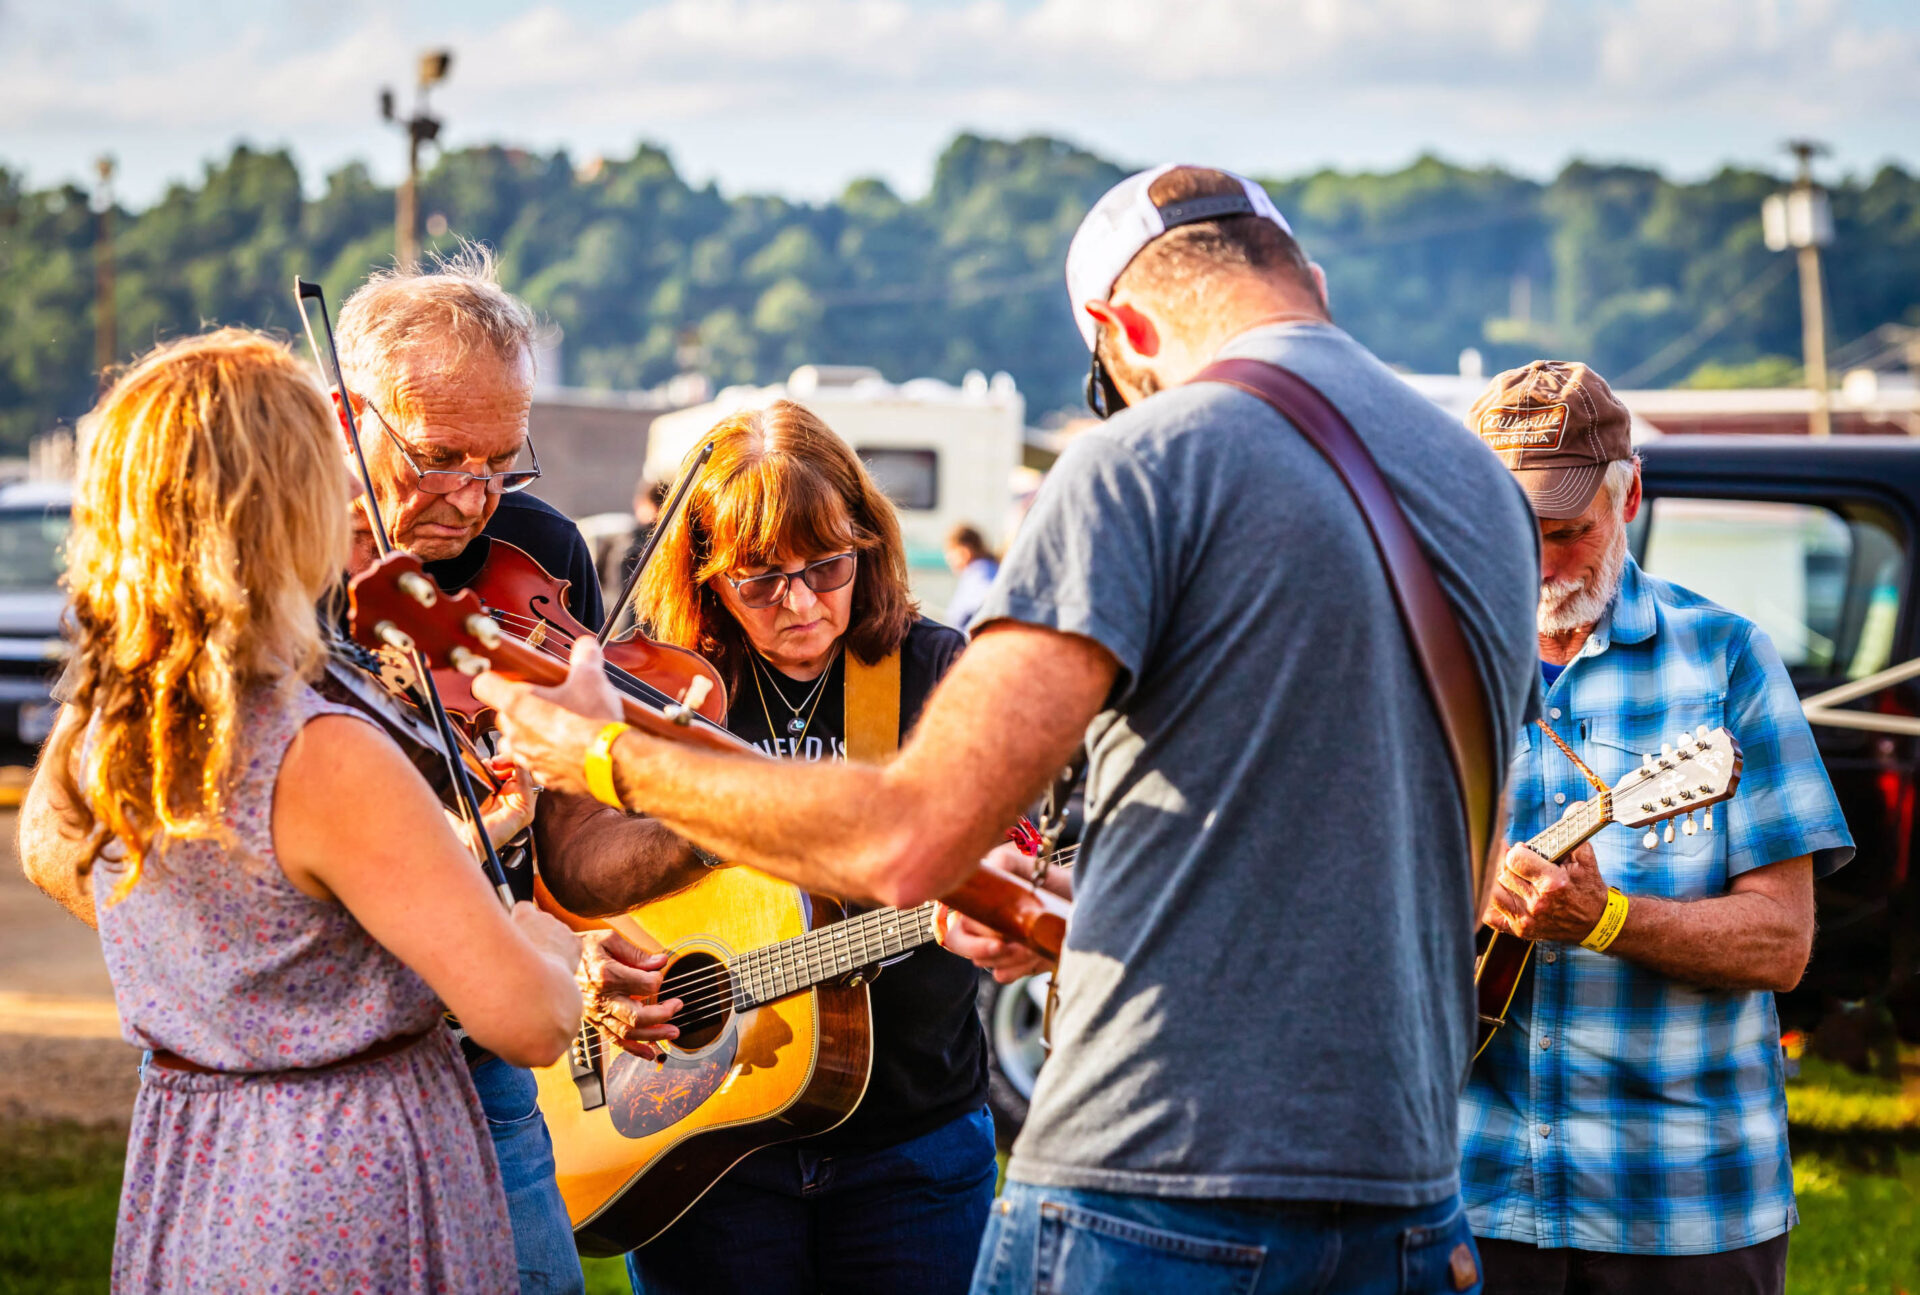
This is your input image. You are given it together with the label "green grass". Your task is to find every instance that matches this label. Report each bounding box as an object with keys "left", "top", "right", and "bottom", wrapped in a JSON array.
[
  {"left": 0, "top": 1121, "right": 125, "bottom": 1295},
  {"left": 4, "top": 1113, "right": 1915, "bottom": 1293},
  {"left": 1789, "top": 1150, "right": 1920, "bottom": 1292},
  {"left": 1788, "top": 1054, "right": 1920, "bottom": 1133}
]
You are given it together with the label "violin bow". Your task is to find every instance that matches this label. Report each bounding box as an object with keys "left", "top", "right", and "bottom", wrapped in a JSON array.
[
  {"left": 597, "top": 440, "right": 714, "bottom": 647},
  {"left": 293, "top": 277, "right": 518, "bottom": 909}
]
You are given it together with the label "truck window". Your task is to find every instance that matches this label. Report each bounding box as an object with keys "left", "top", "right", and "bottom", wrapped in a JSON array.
[{"left": 1637, "top": 497, "right": 1904, "bottom": 680}]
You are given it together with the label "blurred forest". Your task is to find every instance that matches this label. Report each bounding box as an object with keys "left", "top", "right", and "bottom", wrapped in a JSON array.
[{"left": 3, "top": 132, "right": 1919, "bottom": 449}]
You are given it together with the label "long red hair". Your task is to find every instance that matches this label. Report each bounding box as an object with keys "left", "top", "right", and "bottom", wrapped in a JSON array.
[{"left": 631, "top": 400, "right": 916, "bottom": 691}]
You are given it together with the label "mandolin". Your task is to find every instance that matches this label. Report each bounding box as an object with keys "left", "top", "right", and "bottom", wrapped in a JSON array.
[
  {"left": 1474, "top": 724, "right": 1743, "bottom": 1060},
  {"left": 347, "top": 549, "right": 1069, "bottom": 1252}
]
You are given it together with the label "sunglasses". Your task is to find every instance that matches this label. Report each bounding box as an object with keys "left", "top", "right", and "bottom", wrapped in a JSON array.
[
  {"left": 361, "top": 398, "right": 543, "bottom": 496},
  {"left": 726, "top": 552, "right": 857, "bottom": 610}
]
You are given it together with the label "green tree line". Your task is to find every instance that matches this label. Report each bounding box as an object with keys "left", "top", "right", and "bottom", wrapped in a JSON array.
[{"left": 3, "top": 132, "right": 1918, "bottom": 449}]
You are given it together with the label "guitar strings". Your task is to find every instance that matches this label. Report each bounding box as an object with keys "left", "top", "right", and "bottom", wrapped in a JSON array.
[
  {"left": 638, "top": 904, "right": 943, "bottom": 1018},
  {"left": 603, "top": 859, "right": 1079, "bottom": 1021}
]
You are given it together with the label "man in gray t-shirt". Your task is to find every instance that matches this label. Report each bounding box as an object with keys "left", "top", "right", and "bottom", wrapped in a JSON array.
[
  {"left": 473, "top": 165, "right": 1540, "bottom": 1293},
  {"left": 949, "top": 165, "right": 1540, "bottom": 1290}
]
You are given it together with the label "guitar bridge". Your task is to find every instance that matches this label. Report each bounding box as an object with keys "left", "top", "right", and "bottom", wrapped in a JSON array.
[{"left": 570, "top": 1027, "right": 607, "bottom": 1111}]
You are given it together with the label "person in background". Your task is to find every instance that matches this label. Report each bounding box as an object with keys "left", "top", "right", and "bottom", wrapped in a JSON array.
[
  {"left": 943, "top": 523, "right": 999, "bottom": 632},
  {"left": 18, "top": 328, "right": 584, "bottom": 1293},
  {"left": 600, "top": 476, "right": 670, "bottom": 614},
  {"left": 1461, "top": 360, "right": 1853, "bottom": 1295}
]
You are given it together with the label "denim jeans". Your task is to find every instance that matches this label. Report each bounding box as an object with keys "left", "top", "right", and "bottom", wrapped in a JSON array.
[
  {"left": 470, "top": 1057, "right": 586, "bottom": 1295},
  {"left": 626, "top": 1106, "right": 999, "bottom": 1295},
  {"left": 971, "top": 1182, "right": 1482, "bottom": 1295}
]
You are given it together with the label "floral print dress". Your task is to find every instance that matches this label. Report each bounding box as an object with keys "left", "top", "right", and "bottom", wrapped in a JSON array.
[{"left": 93, "top": 683, "right": 517, "bottom": 1293}]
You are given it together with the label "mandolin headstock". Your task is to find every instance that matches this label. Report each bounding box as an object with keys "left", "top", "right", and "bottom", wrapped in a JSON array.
[{"left": 1607, "top": 724, "right": 1743, "bottom": 846}]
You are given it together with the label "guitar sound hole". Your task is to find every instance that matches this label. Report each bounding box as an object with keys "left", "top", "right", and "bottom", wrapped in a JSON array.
[{"left": 662, "top": 951, "right": 733, "bottom": 1052}]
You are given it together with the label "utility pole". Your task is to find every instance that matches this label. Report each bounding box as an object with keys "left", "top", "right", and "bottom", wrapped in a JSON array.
[
  {"left": 381, "top": 50, "right": 453, "bottom": 268},
  {"left": 1762, "top": 140, "right": 1835, "bottom": 437},
  {"left": 93, "top": 155, "right": 116, "bottom": 381}
]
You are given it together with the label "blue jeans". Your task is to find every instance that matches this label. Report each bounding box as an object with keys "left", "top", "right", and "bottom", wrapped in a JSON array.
[
  {"left": 971, "top": 1182, "right": 1482, "bottom": 1295},
  {"left": 470, "top": 1057, "right": 586, "bottom": 1295},
  {"left": 626, "top": 1106, "right": 998, "bottom": 1294}
]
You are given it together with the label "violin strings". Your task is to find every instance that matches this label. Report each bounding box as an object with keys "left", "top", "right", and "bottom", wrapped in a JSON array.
[{"left": 470, "top": 610, "right": 732, "bottom": 738}]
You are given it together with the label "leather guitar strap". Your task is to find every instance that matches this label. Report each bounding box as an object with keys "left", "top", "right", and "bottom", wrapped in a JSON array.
[
  {"left": 844, "top": 647, "right": 903, "bottom": 762},
  {"left": 1194, "top": 358, "right": 1499, "bottom": 902}
]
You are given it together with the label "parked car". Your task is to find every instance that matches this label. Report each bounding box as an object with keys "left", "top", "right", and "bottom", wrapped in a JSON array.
[
  {"left": 0, "top": 480, "right": 72, "bottom": 757},
  {"left": 1637, "top": 435, "right": 1920, "bottom": 1060}
]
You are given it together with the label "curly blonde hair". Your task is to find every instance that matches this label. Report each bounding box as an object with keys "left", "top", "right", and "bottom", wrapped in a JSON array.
[{"left": 48, "top": 328, "right": 352, "bottom": 894}]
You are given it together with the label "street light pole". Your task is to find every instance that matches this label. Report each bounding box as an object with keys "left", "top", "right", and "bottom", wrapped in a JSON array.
[
  {"left": 1763, "top": 140, "right": 1835, "bottom": 437},
  {"left": 93, "top": 155, "right": 116, "bottom": 382},
  {"left": 381, "top": 51, "right": 453, "bottom": 268}
]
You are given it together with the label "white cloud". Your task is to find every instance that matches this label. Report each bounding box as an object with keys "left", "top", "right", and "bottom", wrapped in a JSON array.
[{"left": 2, "top": 0, "right": 1913, "bottom": 201}]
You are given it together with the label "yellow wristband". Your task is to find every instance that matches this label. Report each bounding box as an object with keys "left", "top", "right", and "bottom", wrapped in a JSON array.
[
  {"left": 1581, "top": 887, "right": 1630, "bottom": 953},
  {"left": 583, "top": 722, "right": 631, "bottom": 809}
]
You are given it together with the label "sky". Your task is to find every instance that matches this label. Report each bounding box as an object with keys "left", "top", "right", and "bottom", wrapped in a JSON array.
[{"left": 4, "top": 0, "right": 1918, "bottom": 206}]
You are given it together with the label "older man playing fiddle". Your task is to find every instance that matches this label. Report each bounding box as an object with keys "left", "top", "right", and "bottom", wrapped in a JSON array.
[
  {"left": 331, "top": 253, "right": 710, "bottom": 1293},
  {"left": 1460, "top": 361, "right": 1853, "bottom": 1295}
]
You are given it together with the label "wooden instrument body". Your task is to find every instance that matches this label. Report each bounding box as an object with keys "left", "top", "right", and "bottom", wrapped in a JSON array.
[{"left": 535, "top": 865, "right": 873, "bottom": 1256}]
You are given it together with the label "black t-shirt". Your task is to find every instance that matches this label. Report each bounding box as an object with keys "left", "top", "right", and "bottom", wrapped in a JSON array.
[{"left": 728, "top": 618, "right": 989, "bottom": 1153}]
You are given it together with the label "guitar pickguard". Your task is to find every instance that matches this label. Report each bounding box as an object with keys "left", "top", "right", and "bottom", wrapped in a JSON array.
[{"left": 605, "top": 1030, "right": 739, "bottom": 1139}]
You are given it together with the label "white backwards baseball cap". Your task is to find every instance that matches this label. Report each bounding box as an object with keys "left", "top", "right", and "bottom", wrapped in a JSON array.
[{"left": 1064, "top": 164, "right": 1294, "bottom": 350}]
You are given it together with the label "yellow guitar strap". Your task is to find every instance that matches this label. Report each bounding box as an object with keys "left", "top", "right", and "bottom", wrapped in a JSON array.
[{"left": 844, "top": 647, "right": 902, "bottom": 762}]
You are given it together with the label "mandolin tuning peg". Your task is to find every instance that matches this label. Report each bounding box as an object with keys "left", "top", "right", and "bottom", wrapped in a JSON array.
[
  {"left": 1683, "top": 814, "right": 1697, "bottom": 836},
  {"left": 1643, "top": 829, "right": 1659, "bottom": 849},
  {"left": 1695, "top": 724, "right": 1709, "bottom": 740},
  {"left": 1664, "top": 821, "right": 1676, "bottom": 843},
  {"left": 1704, "top": 807, "right": 1713, "bottom": 832}
]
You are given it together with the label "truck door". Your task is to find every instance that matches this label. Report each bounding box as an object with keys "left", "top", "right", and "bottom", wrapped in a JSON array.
[{"left": 1630, "top": 488, "right": 1914, "bottom": 1036}]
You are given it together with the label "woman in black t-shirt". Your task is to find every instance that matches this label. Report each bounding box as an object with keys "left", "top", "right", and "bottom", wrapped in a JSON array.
[{"left": 620, "top": 400, "right": 991, "bottom": 1295}]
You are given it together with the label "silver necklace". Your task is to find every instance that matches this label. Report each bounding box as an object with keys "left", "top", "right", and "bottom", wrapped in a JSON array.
[{"left": 754, "top": 648, "right": 839, "bottom": 737}]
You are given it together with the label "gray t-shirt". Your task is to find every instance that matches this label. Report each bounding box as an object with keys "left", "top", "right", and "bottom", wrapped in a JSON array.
[{"left": 976, "top": 322, "right": 1541, "bottom": 1204}]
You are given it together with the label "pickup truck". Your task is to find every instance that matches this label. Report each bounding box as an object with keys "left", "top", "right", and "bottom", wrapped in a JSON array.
[{"left": 1637, "top": 434, "right": 1920, "bottom": 1061}]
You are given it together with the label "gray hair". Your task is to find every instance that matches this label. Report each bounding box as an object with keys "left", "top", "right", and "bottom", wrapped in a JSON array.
[
  {"left": 1600, "top": 454, "right": 1641, "bottom": 514},
  {"left": 335, "top": 244, "right": 539, "bottom": 401}
]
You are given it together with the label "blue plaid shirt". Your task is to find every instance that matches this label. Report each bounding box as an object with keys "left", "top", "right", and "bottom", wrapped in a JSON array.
[{"left": 1460, "top": 557, "right": 1853, "bottom": 1255}]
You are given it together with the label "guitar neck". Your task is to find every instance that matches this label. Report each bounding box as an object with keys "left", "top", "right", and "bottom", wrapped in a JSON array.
[
  {"left": 730, "top": 903, "right": 940, "bottom": 1009},
  {"left": 1526, "top": 790, "right": 1611, "bottom": 863}
]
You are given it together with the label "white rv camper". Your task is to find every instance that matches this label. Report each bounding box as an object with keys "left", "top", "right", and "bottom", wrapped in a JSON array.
[{"left": 644, "top": 366, "right": 1025, "bottom": 614}]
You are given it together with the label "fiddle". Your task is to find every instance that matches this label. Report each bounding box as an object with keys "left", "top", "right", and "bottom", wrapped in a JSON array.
[
  {"left": 348, "top": 549, "right": 1072, "bottom": 960},
  {"left": 430, "top": 538, "right": 729, "bottom": 738}
]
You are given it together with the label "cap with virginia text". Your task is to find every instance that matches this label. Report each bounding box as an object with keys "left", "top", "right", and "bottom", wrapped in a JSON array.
[{"left": 1469, "top": 361, "right": 1631, "bottom": 520}]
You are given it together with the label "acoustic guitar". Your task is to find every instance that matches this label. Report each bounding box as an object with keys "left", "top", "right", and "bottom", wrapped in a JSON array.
[
  {"left": 1473, "top": 724, "right": 1742, "bottom": 1060},
  {"left": 346, "top": 550, "right": 1070, "bottom": 1255}
]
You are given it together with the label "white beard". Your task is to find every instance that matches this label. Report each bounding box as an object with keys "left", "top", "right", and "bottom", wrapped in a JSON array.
[{"left": 1538, "top": 523, "right": 1627, "bottom": 635}]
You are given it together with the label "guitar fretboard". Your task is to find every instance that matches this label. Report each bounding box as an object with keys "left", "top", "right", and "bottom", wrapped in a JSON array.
[
  {"left": 1527, "top": 791, "right": 1609, "bottom": 861},
  {"left": 729, "top": 903, "right": 939, "bottom": 1009}
]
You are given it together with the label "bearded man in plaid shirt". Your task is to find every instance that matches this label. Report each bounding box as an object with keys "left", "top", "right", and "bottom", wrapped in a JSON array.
[{"left": 1458, "top": 361, "right": 1854, "bottom": 1295}]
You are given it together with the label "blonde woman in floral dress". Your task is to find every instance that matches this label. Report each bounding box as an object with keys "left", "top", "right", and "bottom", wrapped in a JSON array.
[{"left": 20, "top": 329, "right": 585, "bottom": 1293}]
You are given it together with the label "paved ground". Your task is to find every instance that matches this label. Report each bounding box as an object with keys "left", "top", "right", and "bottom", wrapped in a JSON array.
[{"left": 0, "top": 804, "right": 142, "bottom": 1125}]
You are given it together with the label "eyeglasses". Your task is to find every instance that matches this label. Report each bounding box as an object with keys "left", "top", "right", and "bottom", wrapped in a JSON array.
[
  {"left": 360, "top": 398, "right": 543, "bottom": 496},
  {"left": 726, "top": 552, "right": 857, "bottom": 610}
]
